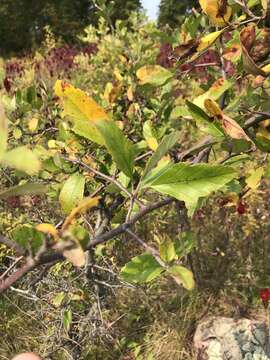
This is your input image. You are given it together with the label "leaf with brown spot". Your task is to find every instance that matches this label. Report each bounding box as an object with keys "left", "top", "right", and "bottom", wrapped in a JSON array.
[
  {"left": 199, "top": 0, "right": 232, "bottom": 27},
  {"left": 222, "top": 114, "right": 255, "bottom": 148}
]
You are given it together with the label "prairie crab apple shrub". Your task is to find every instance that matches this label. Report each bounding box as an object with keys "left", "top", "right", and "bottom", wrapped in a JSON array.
[{"left": 1, "top": 1, "right": 270, "bottom": 301}]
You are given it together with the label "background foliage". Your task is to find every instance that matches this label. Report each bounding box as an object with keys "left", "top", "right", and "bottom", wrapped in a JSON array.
[{"left": 1, "top": 0, "right": 270, "bottom": 359}]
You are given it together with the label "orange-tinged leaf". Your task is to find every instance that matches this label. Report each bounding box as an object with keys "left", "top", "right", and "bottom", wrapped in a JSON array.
[
  {"left": 54, "top": 80, "right": 108, "bottom": 144},
  {"left": 62, "top": 197, "right": 99, "bottom": 231},
  {"left": 36, "top": 223, "right": 59, "bottom": 240},
  {"left": 199, "top": 0, "right": 232, "bottom": 26}
]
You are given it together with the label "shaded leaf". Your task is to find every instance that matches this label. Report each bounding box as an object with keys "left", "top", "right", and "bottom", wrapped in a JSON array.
[
  {"left": 0, "top": 101, "right": 8, "bottom": 161},
  {"left": 59, "top": 173, "right": 85, "bottom": 214},
  {"left": 0, "top": 183, "right": 47, "bottom": 199},
  {"left": 143, "top": 131, "right": 180, "bottom": 178},
  {"left": 62, "top": 196, "right": 99, "bottom": 231},
  {"left": 96, "top": 120, "right": 134, "bottom": 178},
  {"left": 120, "top": 253, "right": 164, "bottom": 283},
  {"left": 159, "top": 237, "right": 176, "bottom": 263}
]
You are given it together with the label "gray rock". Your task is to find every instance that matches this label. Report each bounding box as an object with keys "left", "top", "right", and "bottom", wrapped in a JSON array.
[{"left": 194, "top": 317, "right": 270, "bottom": 360}]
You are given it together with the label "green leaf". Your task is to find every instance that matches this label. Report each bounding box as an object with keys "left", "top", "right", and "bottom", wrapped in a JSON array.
[
  {"left": 0, "top": 183, "right": 48, "bottom": 199},
  {"left": 136, "top": 65, "right": 173, "bottom": 86},
  {"left": 11, "top": 225, "right": 44, "bottom": 254},
  {"left": 1, "top": 147, "right": 41, "bottom": 175},
  {"left": 186, "top": 100, "right": 224, "bottom": 138},
  {"left": 168, "top": 265, "right": 195, "bottom": 290},
  {"left": 59, "top": 173, "right": 85, "bottom": 214},
  {"left": 0, "top": 102, "right": 8, "bottom": 161},
  {"left": 159, "top": 237, "right": 176, "bottom": 263},
  {"left": 63, "top": 308, "right": 72, "bottom": 332},
  {"left": 193, "top": 79, "right": 232, "bottom": 109},
  {"left": 96, "top": 120, "right": 134, "bottom": 178},
  {"left": 142, "top": 163, "right": 236, "bottom": 211},
  {"left": 120, "top": 253, "right": 164, "bottom": 283},
  {"left": 143, "top": 131, "right": 180, "bottom": 178}
]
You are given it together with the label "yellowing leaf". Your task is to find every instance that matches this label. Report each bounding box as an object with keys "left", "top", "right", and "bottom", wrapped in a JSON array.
[
  {"left": 2, "top": 146, "right": 41, "bottom": 175},
  {"left": 54, "top": 80, "right": 108, "bottom": 144},
  {"left": 28, "top": 118, "right": 39, "bottom": 132},
  {"left": 62, "top": 197, "right": 99, "bottom": 231},
  {"left": 197, "top": 30, "right": 223, "bottom": 52},
  {"left": 127, "top": 86, "right": 134, "bottom": 101},
  {"left": 261, "top": 63, "right": 270, "bottom": 73},
  {"left": 204, "top": 99, "right": 223, "bottom": 117},
  {"left": 36, "top": 223, "right": 59, "bottom": 240},
  {"left": 199, "top": 0, "right": 232, "bottom": 26},
  {"left": 246, "top": 167, "right": 264, "bottom": 189},
  {"left": 147, "top": 137, "right": 159, "bottom": 151},
  {"left": 136, "top": 65, "right": 173, "bottom": 86},
  {"left": 168, "top": 265, "right": 195, "bottom": 290}
]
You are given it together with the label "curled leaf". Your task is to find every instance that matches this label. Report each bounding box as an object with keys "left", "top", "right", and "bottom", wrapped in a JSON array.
[
  {"left": 36, "top": 223, "right": 59, "bottom": 240},
  {"left": 62, "top": 196, "right": 99, "bottom": 231}
]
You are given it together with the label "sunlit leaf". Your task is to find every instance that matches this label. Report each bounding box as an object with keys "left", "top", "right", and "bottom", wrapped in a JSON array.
[
  {"left": 136, "top": 65, "right": 173, "bottom": 86},
  {"left": 54, "top": 80, "right": 108, "bottom": 144},
  {"left": 246, "top": 167, "right": 264, "bottom": 189},
  {"left": 2, "top": 147, "right": 41, "bottom": 175},
  {"left": 168, "top": 265, "right": 195, "bottom": 290},
  {"left": 197, "top": 30, "right": 223, "bottom": 52},
  {"left": 36, "top": 223, "right": 59, "bottom": 240},
  {"left": 142, "top": 162, "right": 236, "bottom": 211},
  {"left": 199, "top": 0, "right": 232, "bottom": 26}
]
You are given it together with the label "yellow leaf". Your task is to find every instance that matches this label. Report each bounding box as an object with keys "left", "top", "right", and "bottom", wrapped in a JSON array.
[
  {"left": 199, "top": 0, "right": 232, "bottom": 26},
  {"left": 28, "top": 118, "right": 39, "bottom": 132},
  {"left": 54, "top": 80, "right": 108, "bottom": 144},
  {"left": 261, "top": 63, "right": 270, "bottom": 73},
  {"left": 204, "top": 99, "right": 223, "bottom": 117},
  {"left": 147, "top": 137, "right": 158, "bottom": 151},
  {"left": 136, "top": 65, "right": 172, "bottom": 86},
  {"left": 114, "top": 68, "right": 123, "bottom": 81},
  {"left": 62, "top": 197, "right": 99, "bottom": 231},
  {"left": 246, "top": 167, "right": 264, "bottom": 189},
  {"left": 36, "top": 223, "right": 59, "bottom": 240},
  {"left": 127, "top": 86, "right": 134, "bottom": 101},
  {"left": 197, "top": 30, "right": 223, "bottom": 52}
]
